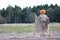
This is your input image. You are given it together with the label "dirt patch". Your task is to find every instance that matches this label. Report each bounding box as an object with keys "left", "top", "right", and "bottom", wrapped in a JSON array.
[{"left": 0, "top": 32, "right": 60, "bottom": 40}]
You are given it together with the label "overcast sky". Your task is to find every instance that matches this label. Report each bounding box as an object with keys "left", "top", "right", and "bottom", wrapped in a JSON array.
[{"left": 0, "top": 0, "right": 60, "bottom": 9}]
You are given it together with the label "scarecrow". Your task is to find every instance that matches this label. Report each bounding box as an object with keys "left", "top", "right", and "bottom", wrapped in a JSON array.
[{"left": 37, "top": 9, "right": 50, "bottom": 36}]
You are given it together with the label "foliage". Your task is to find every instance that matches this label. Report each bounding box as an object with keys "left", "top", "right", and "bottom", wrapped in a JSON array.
[{"left": 0, "top": 4, "right": 60, "bottom": 23}]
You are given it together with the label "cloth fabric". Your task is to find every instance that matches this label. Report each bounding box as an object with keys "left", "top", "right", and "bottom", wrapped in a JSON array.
[{"left": 35, "top": 14, "right": 50, "bottom": 33}]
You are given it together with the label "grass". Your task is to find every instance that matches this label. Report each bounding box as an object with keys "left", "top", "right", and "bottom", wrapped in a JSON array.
[
  {"left": 0, "top": 25, "right": 34, "bottom": 33},
  {"left": 0, "top": 25, "right": 60, "bottom": 33},
  {"left": 49, "top": 26, "right": 60, "bottom": 32}
]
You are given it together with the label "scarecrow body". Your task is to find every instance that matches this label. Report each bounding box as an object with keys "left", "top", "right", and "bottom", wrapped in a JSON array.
[
  {"left": 38, "top": 14, "right": 49, "bottom": 32},
  {"left": 35, "top": 10, "right": 50, "bottom": 35}
]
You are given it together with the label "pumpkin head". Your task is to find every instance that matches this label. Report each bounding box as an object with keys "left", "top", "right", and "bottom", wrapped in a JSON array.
[{"left": 40, "top": 10, "right": 46, "bottom": 14}]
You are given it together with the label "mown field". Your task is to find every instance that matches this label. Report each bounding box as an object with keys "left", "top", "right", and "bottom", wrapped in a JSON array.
[{"left": 0, "top": 24, "right": 60, "bottom": 33}]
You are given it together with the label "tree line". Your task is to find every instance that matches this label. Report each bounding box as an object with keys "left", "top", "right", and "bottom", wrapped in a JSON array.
[{"left": 0, "top": 4, "right": 60, "bottom": 23}]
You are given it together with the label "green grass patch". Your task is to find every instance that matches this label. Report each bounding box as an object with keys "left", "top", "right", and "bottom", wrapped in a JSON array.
[
  {"left": 0, "top": 25, "right": 60, "bottom": 33},
  {"left": 0, "top": 25, "right": 34, "bottom": 33},
  {"left": 49, "top": 26, "right": 60, "bottom": 32}
]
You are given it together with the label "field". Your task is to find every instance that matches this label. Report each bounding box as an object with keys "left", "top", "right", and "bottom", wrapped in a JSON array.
[
  {"left": 0, "top": 23, "right": 60, "bottom": 40},
  {"left": 0, "top": 25, "right": 34, "bottom": 33},
  {"left": 0, "top": 24, "right": 60, "bottom": 33}
]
